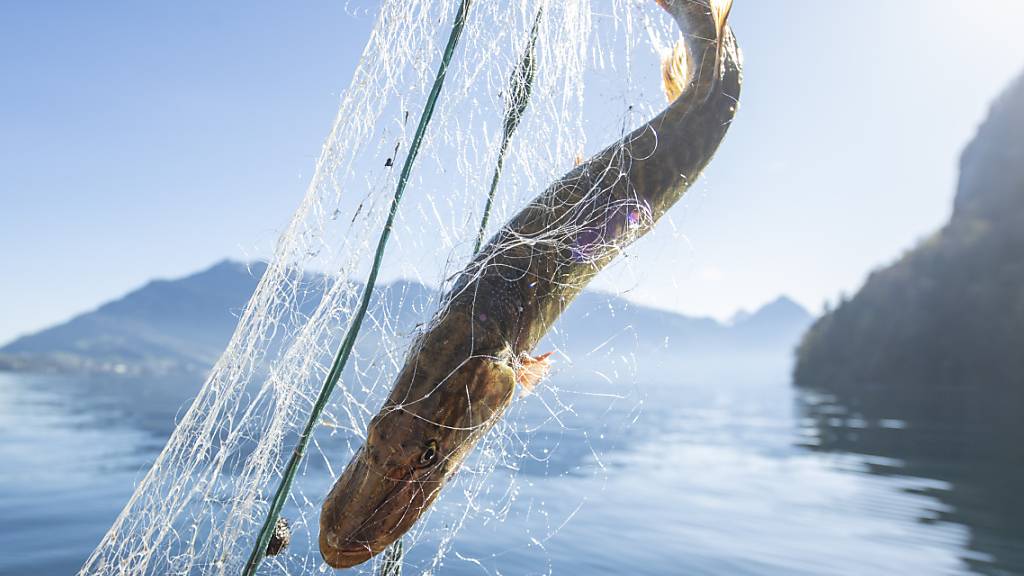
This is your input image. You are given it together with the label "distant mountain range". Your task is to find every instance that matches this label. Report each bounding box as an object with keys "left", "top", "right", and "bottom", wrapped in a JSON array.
[{"left": 0, "top": 260, "right": 811, "bottom": 376}]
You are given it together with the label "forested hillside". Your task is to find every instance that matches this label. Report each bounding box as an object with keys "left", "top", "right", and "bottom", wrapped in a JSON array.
[{"left": 795, "top": 72, "right": 1024, "bottom": 463}]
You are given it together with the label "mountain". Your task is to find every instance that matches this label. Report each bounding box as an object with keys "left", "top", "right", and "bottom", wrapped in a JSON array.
[
  {"left": 792, "top": 71, "right": 1024, "bottom": 569},
  {"left": 0, "top": 261, "right": 274, "bottom": 374},
  {"left": 794, "top": 72, "right": 1024, "bottom": 461},
  {"left": 0, "top": 260, "right": 810, "bottom": 376},
  {"left": 728, "top": 296, "right": 811, "bottom": 346}
]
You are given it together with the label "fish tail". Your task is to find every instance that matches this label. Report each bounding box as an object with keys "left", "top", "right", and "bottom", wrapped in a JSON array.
[
  {"left": 661, "top": 39, "right": 688, "bottom": 102},
  {"left": 712, "top": 0, "right": 733, "bottom": 40},
  {"left": 710, "top": 0, "right": 733, "bottom": 77},
  {"left": 658, "top": 0, "right": 733, "bottom": 102}
]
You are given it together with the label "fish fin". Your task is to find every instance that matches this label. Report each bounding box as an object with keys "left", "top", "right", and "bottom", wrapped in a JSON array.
[
  {"left": 661, "top": 0, "right": 732, "bottom": 103},
  {"left": 710, "top": 0, "right": 733, "bottom": 76},
  {"left": 711, "top": 0, "right": 733, "bottom": 39},
  {"left": 660, "top": 39, "right": 688, "bottom": 103},
  {"left": 515, "top": 351, "right": 553, "bottom": 397}
]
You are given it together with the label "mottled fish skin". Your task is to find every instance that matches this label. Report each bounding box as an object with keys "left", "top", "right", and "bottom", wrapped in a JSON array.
[{"left": 320, "top": 0, "right": 742, "bottom": 568}]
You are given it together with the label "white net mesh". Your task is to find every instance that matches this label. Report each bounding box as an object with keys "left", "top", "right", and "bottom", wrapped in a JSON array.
[{"left": 81, "top": 1, "right": 687, "bottom": 573}]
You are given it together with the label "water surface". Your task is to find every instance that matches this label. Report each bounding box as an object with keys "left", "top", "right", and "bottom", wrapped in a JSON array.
[{"left": 0, "top": 360, "right": 1019, "bottom": 575}]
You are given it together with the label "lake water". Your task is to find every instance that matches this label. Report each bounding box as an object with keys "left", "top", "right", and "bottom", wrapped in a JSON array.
[{"left": 1, "top": 358, "right": 1021, "bottom": 575}]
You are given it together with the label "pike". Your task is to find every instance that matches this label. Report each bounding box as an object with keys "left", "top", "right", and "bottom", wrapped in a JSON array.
[{"left": 320, "top": 0, "right": 742, "bottom": 567}]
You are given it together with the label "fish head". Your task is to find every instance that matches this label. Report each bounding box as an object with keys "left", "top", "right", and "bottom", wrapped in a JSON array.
[{"left": 319, "top": 331, "right": 517, "bottom": 568}]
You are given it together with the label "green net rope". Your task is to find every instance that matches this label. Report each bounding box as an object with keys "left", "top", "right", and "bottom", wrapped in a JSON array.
[{"left": 241, "top": 1, "right": 473, "bottom": 572}]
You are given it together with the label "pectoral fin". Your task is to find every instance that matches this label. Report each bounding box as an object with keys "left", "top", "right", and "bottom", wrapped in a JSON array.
[{"left": 515, "top": 351, "right": 553, "bottom": 397}]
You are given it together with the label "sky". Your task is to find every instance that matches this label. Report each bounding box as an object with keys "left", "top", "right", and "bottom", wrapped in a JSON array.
[{"left": 2, "top": 0, "right": 1024, "bottom": 345}]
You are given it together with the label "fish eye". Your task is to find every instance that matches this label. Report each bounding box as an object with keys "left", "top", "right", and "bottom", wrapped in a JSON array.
[{"left": 418, "top": 439, "right": 439, "bottom": 467}]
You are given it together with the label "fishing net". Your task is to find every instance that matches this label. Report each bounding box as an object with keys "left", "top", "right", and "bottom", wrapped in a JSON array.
[{"left": 81, "top": 1, "right": 694, "bottom": 573}]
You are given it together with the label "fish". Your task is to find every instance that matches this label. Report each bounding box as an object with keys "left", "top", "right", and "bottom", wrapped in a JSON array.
[{"left": 319, "top": 0, "right": 742, "bottom": 567}]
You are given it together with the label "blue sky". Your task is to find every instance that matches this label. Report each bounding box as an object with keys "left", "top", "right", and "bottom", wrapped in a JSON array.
[{"left": 2, "top": 1, "right": 1024, "bottom": 345}]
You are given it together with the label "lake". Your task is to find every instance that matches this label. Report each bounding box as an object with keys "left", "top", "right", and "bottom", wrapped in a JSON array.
[{"left": 1, "top": 357, "right": 1021, "bottom": 575}]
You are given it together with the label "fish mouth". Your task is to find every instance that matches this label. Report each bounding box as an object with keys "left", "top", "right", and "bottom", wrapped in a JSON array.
[
  {"left": 318, "top": 541, "right": 375, "bottom": 570},
  {"left": 319, "top": 449, "right": 440, "bottom": 568}
]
